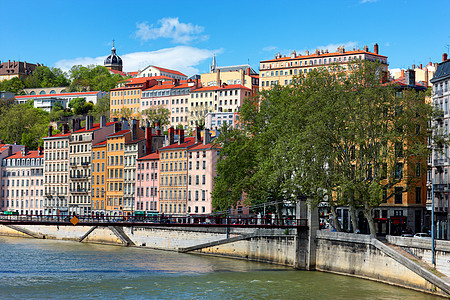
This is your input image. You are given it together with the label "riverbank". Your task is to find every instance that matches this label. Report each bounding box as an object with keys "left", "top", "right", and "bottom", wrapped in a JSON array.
[{"left": 0, "top": 224, "right": 448, "bottom": 297}]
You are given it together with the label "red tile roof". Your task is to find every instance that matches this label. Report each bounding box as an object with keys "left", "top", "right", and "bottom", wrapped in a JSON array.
[
  {"left": 93, "top": 140, "right": 107, "bottom": 146},
  {"left": 43, "top": 132, "right": 71, "bottom": 139},
  {"left": 387, "top": 77, "right": 427, "bottom": 88},
  {"left": 106, "top": 129, "right": 131, "bottom": 138},
  {"left": 16, "top": 91, "right": 101, "bottom": 99},
  {"left": 160, "top": 137, "right": 198, "bottom": 150},
  {"left": 109, "top": 69, "right": 127, "bottom": 76},
  {"left": 138, "top": 152, "right": 159, "bottom": 160},
  {"left": 153, "top": 66, "right": 187, "bottom": 77},
  {"left": 72, "top": 121, "right": 116, "bottom": 133},
  {"left": 261, "top": 49, "right": 387, "bottom": 63},
  {"left": 189, "top": 142, "right": 220, "bottom": 151},
  {"left": 143, "top": 82, "right": 191, "bottom": 92},
  {"left": 125, "top": 137, "right": 145, "bottom": 144},
  {"left": 192, "top": 84, "right": 251, "bottom": 92},
  {"left": 5, "top": 150, "right": 43, "bottom": 159}
]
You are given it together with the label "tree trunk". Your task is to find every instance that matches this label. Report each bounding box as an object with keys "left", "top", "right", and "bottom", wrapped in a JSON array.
[
  {"left": 330, "top": 205, "right": 342, "bottom": 232},
  {"left": 349, "top": 204, "right": 359, "bottom": 233},
  {"left": 275, "top": 200, "right": 283, "bottom": 225},
  {"left": 363, "top": 202, "right": 377, "bottom": 238}
]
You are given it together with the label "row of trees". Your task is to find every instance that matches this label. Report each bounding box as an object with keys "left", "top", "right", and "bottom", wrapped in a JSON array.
[
  {"left": 0, "top": 65, "right": 124, "bottom": 94},
  {"left": 212, "top": 61, "right": 442, "bottom": 237},
  {"left": 0, "top": 96, "right": 111, "bottom": 149}
]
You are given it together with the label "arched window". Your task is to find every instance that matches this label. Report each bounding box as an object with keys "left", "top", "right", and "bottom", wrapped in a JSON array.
[
  {"left": 39, "top": 90, "right": 46, "bottom": 95},
  {"left": 50, "top": 90, "right": 56, "bottom": 94},
  {"left": 30, "top": 91, "right": 36, "bottom": 95}
]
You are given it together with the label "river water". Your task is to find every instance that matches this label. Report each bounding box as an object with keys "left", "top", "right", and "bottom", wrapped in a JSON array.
[{"left": 0, "top": 236, "right": 437, "bottom": 299}]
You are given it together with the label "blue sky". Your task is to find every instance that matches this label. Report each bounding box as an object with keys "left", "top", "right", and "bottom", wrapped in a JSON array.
[{"left": 1, "top": 0, "right": 449, "bottom": 77}]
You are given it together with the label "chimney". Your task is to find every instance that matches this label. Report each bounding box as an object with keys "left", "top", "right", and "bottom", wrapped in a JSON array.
[
  {"left": 374, "top": 43, "right": 379, "bottom": 54},
  {"left": 114, "top": 122, "right": 122, "bottom": 133},
  {"left": 247, "top": 67, "right": 251, "bottom": 76},
  {"left": 195, "top": 127, "right": 201, "bottom": 144},
  {"left": 72, "top": 118, "right": 80, "bottom": 132},
  {"left": 178, "top": 129, "right": 185, "bottom": 145},
  {"left": 412, "top": 64, "right": 415, "bottom": 69},
  {"left": 155, "top": 121, "right": 162, "bottom": 136},
  {"left": 38, "top": 146, "right": 43, "bottom": 156},
  {"left": 86, "top": 115, "right": 93, "bottom": 130},
  {"left": 203, "top": 129, "right": 210, "bottom": 145},
  {"left": 48, "top": 126, "right": 53, "bottom": 137},
  {"left": 21, "top": 146, "right": 28, "bottom": 157},
  {"left": 168, "top": 127, "right": 175, "bottom": 145},
  {"left": 145, "top": 121, "right": 153, "bottom": 155},
  {"left": 444, "top": 53, "right": 448, "bottom": 62},
  {"left": 363, "top": 45, "right": 369, "bottom": 52},
  {"left": 131, "top": 119, "right": 137, "bottom": 140},
  {"left": 405, "top": 69, "right": 415, "bottom": 86},
  {"left": 100, "top": 115, "right": 106, "bottom": 128},
  {"left": 62, "top": 123, "right": 70, "bottom": 134},
  {"left": 401, "top": 69, "right": 405, "bottom": 77},
  {"left": 122, "top": 119, "right": 129, "bottom": 130},
  {"left": 420, "top": 64, "right": 423, "bottom": 69},
  {"left": 240, "top": 69, "right": 244, "bottom": 86},
  {"left": 429, "top": 62, "right": 432, "bottom": 66}
]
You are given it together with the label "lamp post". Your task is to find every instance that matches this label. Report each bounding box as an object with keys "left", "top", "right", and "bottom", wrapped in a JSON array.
[{"left": 431, "top": 178, "right": 436, "bottom": 267}]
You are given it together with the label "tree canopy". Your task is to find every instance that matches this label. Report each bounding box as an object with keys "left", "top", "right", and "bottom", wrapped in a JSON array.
[
  {"left": 68, "top": 97, "right": 94, "bottom": 115},
  {"left": 0, "top": 103, "right": 49, "bottom": 149},
  {"left": 23, "top": 66, "right": 70, "bottom": 88},
  {"left": 142, "top": 106, "right": 171, "bottom": 127},
  {"left": 212, "top": 60, "right": 439, "bottom": 236},
  {"left": 69, "top": 65, "right": 124, "bottom": 92}
]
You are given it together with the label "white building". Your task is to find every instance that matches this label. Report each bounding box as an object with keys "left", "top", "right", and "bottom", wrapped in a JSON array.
[
  {"left": 137, "top": 65, "right": 187, "bottom": 81},
  {"left": 430, "top": 53, "right": 450, "bottom": 240},
  {"left": 15, "top": 91, "right": 107, "bottom": 112}
]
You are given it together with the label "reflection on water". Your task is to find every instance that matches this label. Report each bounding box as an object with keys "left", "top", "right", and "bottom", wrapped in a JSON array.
[{"left": 0, "top": 236, "right": 438, "bottom": 299}]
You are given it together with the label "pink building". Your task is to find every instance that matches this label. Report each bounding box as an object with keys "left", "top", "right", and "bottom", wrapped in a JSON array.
[
  {"left": 1, "top": 148, "right": 44, "bottom": 215},
  {"left": 187, "top": 130, "right": 218, "bottom": 215},
  {"left": 0, "top": 143, "right": 24, "bottom": 210},
  {"left": 135, "top": 152, "right": 160, "bottom": 214}
]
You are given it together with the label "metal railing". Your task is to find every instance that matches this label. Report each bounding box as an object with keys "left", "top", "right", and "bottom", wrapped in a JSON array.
[{"left": 0, "top": 213, "right": 308, "bottom": 228}]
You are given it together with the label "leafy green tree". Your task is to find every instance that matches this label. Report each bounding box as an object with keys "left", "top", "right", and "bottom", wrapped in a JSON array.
[
  {"left": 23, "top": 66, "right": 69, "bottom": 88},
  {"left": 92, "top": 95, "right": 110, "bottom": 122},
  {"left": 68, "top": 98, "right": 94, "bottom": 115},
  {"left": 69, "top": 65, "right": 123, "bottom": 92},
  {"left": 212, "top": 61, "right": 438, "bottom": 237},
  {"left": 0, "top": 104, "right": 49, "bottom": 149},
  {"left": 0, "top": 77, "right": 25, "bottom": 94},
  {"left": 142, "top": 106, "right": 170, "bottom": 127}
]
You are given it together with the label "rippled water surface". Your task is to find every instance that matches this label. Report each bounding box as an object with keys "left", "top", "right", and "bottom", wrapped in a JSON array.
[{"left": 0, "top": 236, "right": 438, "bottom": 299}]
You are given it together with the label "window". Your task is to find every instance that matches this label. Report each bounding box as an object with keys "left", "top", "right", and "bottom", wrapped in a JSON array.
[
  {"left": 395, "top": 163, "right": 403, "bottom": 179},
  {"left": 415, "top": 187, "right": 422, "bottom": 204},
  {"left": 415, "top": 163, "right": 421, "bottom": 177},
  {"left": 394, "top": 187, "right": 403, "bottom": 204}
]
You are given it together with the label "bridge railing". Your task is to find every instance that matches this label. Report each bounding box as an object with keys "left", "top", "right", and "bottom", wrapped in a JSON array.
[{"left": 0, "top": 213, "right": 307, "bottom": 227}]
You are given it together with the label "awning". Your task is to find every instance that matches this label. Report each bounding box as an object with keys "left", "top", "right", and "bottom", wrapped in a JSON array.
[{"left": 134, "top": 211, "right": 145, "bottom": 216}]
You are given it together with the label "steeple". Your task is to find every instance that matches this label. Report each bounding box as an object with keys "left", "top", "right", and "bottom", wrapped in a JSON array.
[
  {"left": 104, "top": 40, "right": 123, "bottom": 72},
  {"left": 210, "top": 54, "right": 216, "bottom": 73}
]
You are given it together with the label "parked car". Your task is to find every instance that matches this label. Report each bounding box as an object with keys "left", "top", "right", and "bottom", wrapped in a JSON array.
[
  {"left": 401, "top": 233, "right": 413, "bottom": 237},
  {"left": 413, "top": 233, "right": 431, "bottom": 238}
]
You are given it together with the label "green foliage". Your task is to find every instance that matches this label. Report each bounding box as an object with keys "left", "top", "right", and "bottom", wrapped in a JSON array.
[
  {"left": 92, "top": 95, "right": 110, "bottom": 122},
  {"left": 69, "top": 65, "right": 123, "bottom": 92},
  {"left": 0, "top": 104, "right": 49, "bottom": 149},
  {"left": 212, "top": 61, "right": 439, "bottom": 236},
  {"left": 23, "top": 66, "right": 69, "bottom": 88},
  {"left": 0, "top": 77, "right": 25, "bottom": 94},
  {"left": 68, "top": 97, "right": 94, "bottom": 115},
  {"left": 142, "top": 106, "right": 170, "bottom": 127}
]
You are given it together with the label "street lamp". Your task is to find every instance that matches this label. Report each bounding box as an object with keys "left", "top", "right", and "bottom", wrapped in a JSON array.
[{"left": 427, "top": 178, "right": 436, "bottom": 267}]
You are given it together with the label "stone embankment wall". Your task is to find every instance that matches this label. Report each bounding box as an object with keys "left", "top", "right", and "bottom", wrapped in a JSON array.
[
  {"left": 314, "top": 231, "right": 449, "bottom": 296},
  {"left": 387, "top": 235, "right": 450, "bottom": 277}
]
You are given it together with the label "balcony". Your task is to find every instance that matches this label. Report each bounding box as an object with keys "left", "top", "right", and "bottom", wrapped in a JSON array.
[
  {"left": 70, "top": 189, "right": 88, "bottom": 194},
  {"left": 433, "top": 158, "right": 447, "bottom": 167},
  {"left": 70, "top": 175, "right": 88, "bottom": 180},
  {"left": 433, "top": 184, "right": 448, "bottom": 191}
]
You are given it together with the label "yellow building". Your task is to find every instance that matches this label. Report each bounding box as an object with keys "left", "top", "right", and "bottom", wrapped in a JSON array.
[
  {"left": 92, "top": 141, "right": 107, "bottom": 215},
  {"left": 159, "top": 130, "right": 199, "bottom": 215},
  {"left": 259, "top": 44, "right": 388, "bottom": 90},
  {"left": 105, "top": 129, "right": 129, "bottom": 216},
  {"left": 201, "top": 56, "right": 259, "bottom": 97},
  {"left": 0, "top": 60, "right": 39, "bottom": 82}
]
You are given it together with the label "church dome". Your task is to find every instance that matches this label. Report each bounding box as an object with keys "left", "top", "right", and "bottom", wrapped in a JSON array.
[{"left": 104, "top": 44, "right": 123, "bottom": 71}]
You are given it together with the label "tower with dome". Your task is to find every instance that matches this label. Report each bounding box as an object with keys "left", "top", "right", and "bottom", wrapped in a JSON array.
[{"left": 104, "top": 41, "right": 123, "bottom": 72}]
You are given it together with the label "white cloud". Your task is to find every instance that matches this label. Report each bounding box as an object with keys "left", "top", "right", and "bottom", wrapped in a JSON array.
[
  {"left": 136, "top": 18, "right": 207, "bottom": 44},
  {"left": 263, "top": 46, "right": 278, "bottom": 52},
  {"left": 54, "top": 46, "right": 221, "bottom": 77}
]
